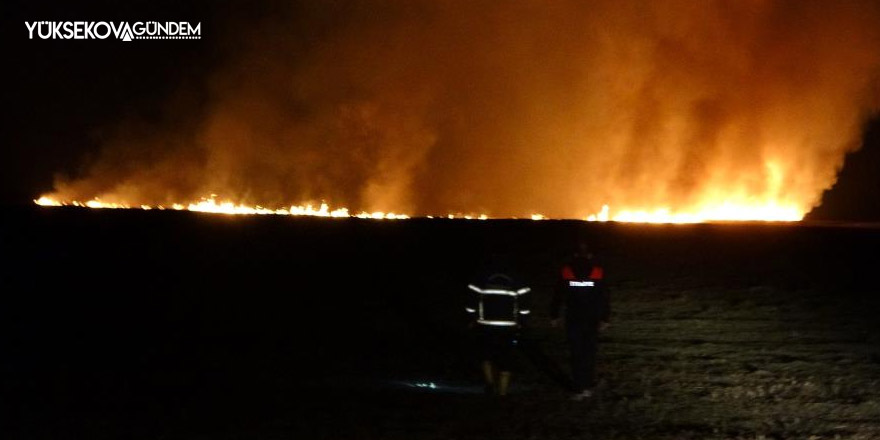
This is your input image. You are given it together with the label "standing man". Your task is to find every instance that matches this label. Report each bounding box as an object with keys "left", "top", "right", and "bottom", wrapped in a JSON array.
[
  {"left": 465, "top": 254, "right": 531, "bottom": 396},
  {"left": 551, "top": 242, "right": 610, "bottom": 401}
]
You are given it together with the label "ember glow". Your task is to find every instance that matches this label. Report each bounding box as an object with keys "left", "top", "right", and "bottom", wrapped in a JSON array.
[
  {"left": 34, "top": 196, "right": 410, "bottom": 220},
  {"left": 34, "top": 195, "right": 801, "bottom": 223},
  {"left": 36, "top": 1, "right": 880, "bottom": 222},
  {"left": 32, "top": 195, "right": 553, "bottom": 221}
]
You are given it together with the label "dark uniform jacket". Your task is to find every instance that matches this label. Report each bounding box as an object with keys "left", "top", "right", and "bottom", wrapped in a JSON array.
[{"left": 551, "top": 255, "right": 609, "bottom": 326}]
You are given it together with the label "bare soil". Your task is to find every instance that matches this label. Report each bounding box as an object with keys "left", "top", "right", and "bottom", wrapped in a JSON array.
[{"left": 4, "top": 208, "right": 880, "bottom": 439}]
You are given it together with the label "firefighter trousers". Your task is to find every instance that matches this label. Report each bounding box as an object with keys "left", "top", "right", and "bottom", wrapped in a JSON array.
[{"left": 566, "top": 321, "right": 599, "bottom": 392}]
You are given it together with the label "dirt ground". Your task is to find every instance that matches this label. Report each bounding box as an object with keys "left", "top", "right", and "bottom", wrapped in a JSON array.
[
  {"left": 4, "top": 209, "right": 880, "bottom": 439},
  {"left": 202, "top": 275, "right": 880, "bottom": 440}
]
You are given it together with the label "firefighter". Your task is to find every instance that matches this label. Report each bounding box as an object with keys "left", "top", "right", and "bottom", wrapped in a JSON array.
[
  {"left": 465, "top": 255, "right": 531, "bottom": 396},
  {"left": 551, "top": 242, "right": 610, "bottom": 401}
]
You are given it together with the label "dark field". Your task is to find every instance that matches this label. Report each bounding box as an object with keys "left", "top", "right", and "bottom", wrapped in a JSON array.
[{"left": 3, "top": 207, "right": 880, "bottom": 439}]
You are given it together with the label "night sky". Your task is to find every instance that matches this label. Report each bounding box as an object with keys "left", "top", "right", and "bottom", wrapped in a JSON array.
[
  {"left": 4, "top": 0, "right": 880, "bottom": 220},
  {"left": 4, "top": 0, "right": 228, "bottom": 204}
]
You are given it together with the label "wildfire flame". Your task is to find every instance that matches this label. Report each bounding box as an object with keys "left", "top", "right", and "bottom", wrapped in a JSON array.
[
  {"left": 34, "top": 195, "right": 801, "bottom": 223},
  {"left": 34, "top": 196, "right": 410, "bottom": 220},
  {"left": 586, "top": 203, "right": 801, "bottom": 224},
  {"left": 29, "top": 2, "right": 880, "bottom": 226}
]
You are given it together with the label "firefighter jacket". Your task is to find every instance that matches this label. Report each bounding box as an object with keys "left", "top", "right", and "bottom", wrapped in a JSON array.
[
  {"left": 465, "top": 271, "right": 531, "bottom": 327},
  {"left": 551, "top": 255, "right": 609, "bottom": 324}
]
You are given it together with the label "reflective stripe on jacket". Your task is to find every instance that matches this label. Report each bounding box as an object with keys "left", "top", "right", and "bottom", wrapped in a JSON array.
[{"left": 466, "top": 275, "right": 531, "bottom": 327}]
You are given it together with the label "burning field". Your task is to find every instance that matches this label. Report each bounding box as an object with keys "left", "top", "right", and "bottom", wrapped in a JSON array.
[
  {"left": 32, "top": 0, "right": 880, "bottom": 223},
  {"left": 4, "top": 207, "right": 880, "bottom": 439}
]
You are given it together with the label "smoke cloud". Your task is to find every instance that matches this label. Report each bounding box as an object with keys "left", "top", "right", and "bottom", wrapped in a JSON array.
[{"left": 49, "top": 0, "right": 880, "bottom": 218}]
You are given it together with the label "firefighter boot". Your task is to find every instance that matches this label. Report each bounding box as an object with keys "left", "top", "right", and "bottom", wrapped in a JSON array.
[
  {"left": 481, "top": 361, "right": 496, "bottom": 394},
  {"left": 497, "top": 371, "right": 512, "bottom": 396}
]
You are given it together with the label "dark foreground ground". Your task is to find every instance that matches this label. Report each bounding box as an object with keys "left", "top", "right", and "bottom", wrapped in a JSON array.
[{"left": 3, "top": 207, "right": 880, "bottom": 439}]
